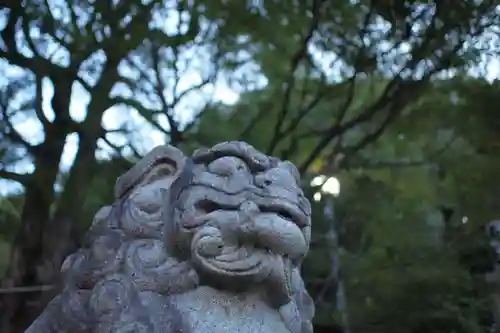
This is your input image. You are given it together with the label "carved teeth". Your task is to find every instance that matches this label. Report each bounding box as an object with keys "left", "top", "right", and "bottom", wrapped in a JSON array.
[
  {"left": 208, "top": 253, "right": 262, "bottom": 272},
  {"left": 215, "top": 248, "right": 244, "bottom": 262}
]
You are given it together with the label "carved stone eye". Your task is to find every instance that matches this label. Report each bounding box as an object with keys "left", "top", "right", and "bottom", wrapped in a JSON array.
[
  {"left": 208, "top": 157, "right": 247, "bottom": 176},
  {"left": 281, "top": 161, "right": 300, "bottom": 184},
  {"left": 158, "top": 164, "right": 176, "bottom": 176},
  {"left": 256, "top": 168, "right": 295, "bottom": 189},
  {"left": 143, "top": 163, "right": 177, "bottom": 184}
]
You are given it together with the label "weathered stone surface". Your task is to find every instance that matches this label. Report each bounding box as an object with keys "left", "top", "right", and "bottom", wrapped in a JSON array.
[{"left": 25, "top": 141, "right": 314, "bottom": 333}]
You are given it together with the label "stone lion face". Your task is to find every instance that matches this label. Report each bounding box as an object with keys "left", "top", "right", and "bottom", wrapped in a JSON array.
[
  {"left": 27, "top": 142, "right": 314, "bottom": 333},
  {"left": 164, "top": 141, "right": 312, "bottom": 306}
]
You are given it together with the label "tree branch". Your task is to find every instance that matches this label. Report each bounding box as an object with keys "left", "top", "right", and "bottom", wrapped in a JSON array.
[
  {"left": 151, "top": 44, "right": 183, "bottom": 144},
  {"left": 0, "top": 4, "right": 65, "bottom": 78},
  {"left": 296, "top": 0, "right": 470, "bottom": 175},
  {"left": 239, "top": 106, "right": 268, "bottom": 140},
  {"left": 34, "top": 75, "right": 50, "bottom": 129},
  {"left": 0, "top": 85, "right": 38, "bottom": 155},
  {"left": 0, "top": 170, "right": 31, "bottom": 184},
  {"left": 322, "top": 133, "right": 457, "bottom": 174},
  {"left": 279, "top": 2, "right": 375, "bottom": 161},
  {"left": 266, "top": 0, "right": 324, "bottom": 155},
  {"left": 298, "top": 75, "right": 407, "bottom": 174},
  {"left": 111, "top": 96, "right": 170, "bottom": 136}
]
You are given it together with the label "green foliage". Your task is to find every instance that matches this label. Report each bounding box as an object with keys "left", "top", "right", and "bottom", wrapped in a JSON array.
[
  {"left": 297, "top": 77, "right": 499, "bottom": 332},
  {"left": 0, "top": 194, "right": 23, "bottom": 242},
  {"left": 148, "top": 73, "right": 500, "bottom": 332}
]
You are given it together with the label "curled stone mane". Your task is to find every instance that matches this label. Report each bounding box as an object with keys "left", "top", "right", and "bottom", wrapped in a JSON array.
[{"left": 25, "top": 141, "right": 315, "bottom": 333}]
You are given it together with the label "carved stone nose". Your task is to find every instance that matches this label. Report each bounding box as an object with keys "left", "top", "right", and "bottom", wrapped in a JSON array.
[
  {"left": 238, "top": 201, "right": 260, "bottom": 237},
  {"left": 239, "top": 201, "right": 260, "bottom": 218}
]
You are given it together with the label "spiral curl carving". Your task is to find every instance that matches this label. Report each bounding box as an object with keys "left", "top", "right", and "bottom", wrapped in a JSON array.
[
  {"left": 120, "top": 188, "right": 164, "bottom": 238},
  {"left": 124, "top": 238, "right": 198, "bottom": 293}
]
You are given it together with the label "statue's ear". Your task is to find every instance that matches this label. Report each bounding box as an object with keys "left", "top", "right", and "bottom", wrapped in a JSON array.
[{"left": 114, "top": 145, "right": 186, "bottom": 199}]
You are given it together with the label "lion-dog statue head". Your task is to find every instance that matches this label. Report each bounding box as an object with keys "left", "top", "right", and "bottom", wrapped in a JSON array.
[{"left": 25, "top": 141, "right": 314, "bottom": 333}]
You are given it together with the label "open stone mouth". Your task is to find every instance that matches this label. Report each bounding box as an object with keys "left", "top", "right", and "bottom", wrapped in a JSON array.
[
  {"left": 206, "top": 246, "right": 264, "bottom": 273},
  {"left": 186, "top": 198, "right": 303, "bottom": 299},
  {"left": 201, "top": 245, "right": 294, "bottom": 301},
  {"left": 184, "top": 197, "right": 309, "bottom": 267}
]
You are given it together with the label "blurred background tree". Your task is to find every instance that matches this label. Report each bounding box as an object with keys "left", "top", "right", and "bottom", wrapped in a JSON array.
[{"left": 0, "top": 0, "right": 499, "bottom": 332}]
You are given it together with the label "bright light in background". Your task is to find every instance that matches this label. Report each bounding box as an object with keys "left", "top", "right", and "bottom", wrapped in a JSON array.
[{"left": 310, "top": 175, "right": 340, "bottom": 201}]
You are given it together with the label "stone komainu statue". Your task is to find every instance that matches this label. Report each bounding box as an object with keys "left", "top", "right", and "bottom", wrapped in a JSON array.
[{"left": 25, "top": 141, "right": 315, "bottom": 333}]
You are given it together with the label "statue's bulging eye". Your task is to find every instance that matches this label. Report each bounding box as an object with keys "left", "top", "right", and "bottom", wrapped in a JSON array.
[
  {"left": 153, "top": 164, "right": 176, "bottom": 177},
  {"left": 159, "top": 164, "right": 176, "bottom": 176},
  {"left": 208, "top": 157, "right": 247, "bottom": 176}
]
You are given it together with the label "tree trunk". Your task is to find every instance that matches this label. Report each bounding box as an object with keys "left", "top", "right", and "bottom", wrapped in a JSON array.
[
  {"left": 0, "top": 123, "right": 68, "bottom": 333},
  {"left": 0, "top": 76, "right": 76, "bottom": 332},
  {"left": 1, "top": 62, "right": 121, "bottom": 332},
  {"left": 43, "top": 132, "right": 101, "bottom": 284}
]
